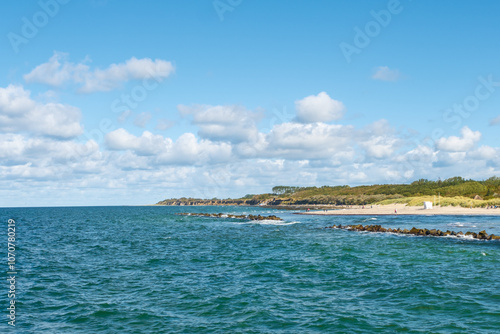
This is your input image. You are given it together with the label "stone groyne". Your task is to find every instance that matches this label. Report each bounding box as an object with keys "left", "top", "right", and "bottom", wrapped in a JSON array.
[
  {"left": 177, "top": 213, "right": 282, "bottom": 221},
  {"left": 327, "top": 224, "right": 500, "bottom": 241}
]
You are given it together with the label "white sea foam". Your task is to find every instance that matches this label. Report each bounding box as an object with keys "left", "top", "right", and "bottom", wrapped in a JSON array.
[
  {"left": 236, "top": 220, "right": 301, "bottom": 226},
  {"left": 448, "top": 222, "right": 477, "bottom": 228},
  {"left": 360, "top": 217, "right": 378, "bottom": 223}
]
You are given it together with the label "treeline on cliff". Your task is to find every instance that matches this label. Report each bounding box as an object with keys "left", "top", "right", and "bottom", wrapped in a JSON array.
[
  {"left": 271, "top": 176, "right": 500, "bottom": 199},
  {"left": 156, "top": 176, "right": 500, "bottom": 206}
]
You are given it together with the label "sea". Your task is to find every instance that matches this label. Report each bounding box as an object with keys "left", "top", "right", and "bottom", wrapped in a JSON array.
[{"left": 1, "top": 206, "right": 499, "bottom": 333}]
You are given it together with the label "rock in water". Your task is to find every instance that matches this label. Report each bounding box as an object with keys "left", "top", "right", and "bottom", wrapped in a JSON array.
[
  {"left": 477, "top": 230, "right": 489, "bottom": 240},
  {"left": 327, "top": 224, "right": 498, "bottom": 241},
  {"left": 177, "top": 212, "right": 283, "bottom": 221}
]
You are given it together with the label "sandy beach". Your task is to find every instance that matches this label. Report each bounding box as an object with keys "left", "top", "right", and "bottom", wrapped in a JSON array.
[{"left": 298, "top": 204, "right": 500, "bottom": 216}]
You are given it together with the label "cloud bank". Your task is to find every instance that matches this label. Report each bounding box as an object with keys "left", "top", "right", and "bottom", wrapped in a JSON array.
[{"left": 2, "top": 82, "right": 499, "bottom": 206}]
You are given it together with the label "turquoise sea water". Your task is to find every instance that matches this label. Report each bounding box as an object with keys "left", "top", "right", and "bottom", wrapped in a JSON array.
[{"left": 1, "top": 206, "right": 499, "bottom": 333}]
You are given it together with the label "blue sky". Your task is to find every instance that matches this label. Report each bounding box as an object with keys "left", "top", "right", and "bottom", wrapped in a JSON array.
[{"left": 1, "top": 0, "right": 500, "bottom": 206}]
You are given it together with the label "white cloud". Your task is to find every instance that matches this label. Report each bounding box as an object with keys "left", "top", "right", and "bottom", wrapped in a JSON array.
[
  {"left": 23, "top": 52, "right": 89, "bottom": 86},
  {"left": 267, "top": 122, "right": 350, "bottom": 152},
  {"left": 80, "top": 57, "right": 174, "bottom": 93},
  {"left": 0, "top": 83, "right": 35, "bottom": 113},
  {"left": 404, "top": 145, "right": 436, "bottom": 163},
  {"left": 230, "top": 122, "right": 358, "bottom": 162},
  {"left": 134, "top": 112, "right": 152, "bottom": 128},
  {"left": 358, "top": 120, "right": 400, "bottom": 159},
  {"left": 159, "top": 133, "right": 232, "bottom": 165},
  {"left": 24, "top": 52, "right": 175, "bottom": 93},
  {"left": 105, "top": 129, "right": 172, "bottom": 156},
  {"left": 436, "top": 126, "right": 481, "bottom": 152},
  {"left": 467, "top": 145, "right": 499, "bottom": 161},
  {"left": 117, "top": 110, "right": 132, "bottom": 123},
  {"left": 295, "top": 92, "right": 345, "bottom": 123},
  {"left": 363, "top": 119, "right": 393, "bottom": 136},
  {"left": 236, "top": 119, "right": 399, "bottom": 162},
  {"left": 179, "top": 104, "right": 261, "bottom": 143},
  {"left": 360, "top": 136, "right": 398, "bottom": 159},
  {"left": 0, "top": 85, "right": 83, "bottom": 138},
  {"left": 234, "top": 132, "right": 268, "bottom": 158},
  {"left": 347, "top": 171, "right": 368, "bottom": 182},
  {"left": 155, "top": 119, "right": 174, "bottom": 131},
  {"left": 105, "top": 129, "right": 232, "bottom": 164},
  {"left": 0, "top": 133, "right": 101, "bottom": 175},
  {"left": 372, "top": 66, "right": 401, "bottom": 81},
  {"left": 490, "top": 115, "right": 500, "bottom": 126},
  {"left": 433, "top": 151, "right": 467, "bottom": 167}
]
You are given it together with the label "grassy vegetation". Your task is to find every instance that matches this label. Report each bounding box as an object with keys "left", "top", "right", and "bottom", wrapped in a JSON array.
[
  {"left": 157, "top": 176, "right": 500, "bottom": 207},
  {"left": 257, "top": 176, "right": 500, "bottom": 207},
  {"left": 376, "top": 196, "right": 500, "bottom": 208},
  {"left": 271, "top": 176, "right": 500, "bottom": 199}
]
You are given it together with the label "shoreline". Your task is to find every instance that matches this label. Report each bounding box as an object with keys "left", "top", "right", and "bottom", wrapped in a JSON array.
[{"left": 296, "top": 204, "right": 500, "bottom": 216}]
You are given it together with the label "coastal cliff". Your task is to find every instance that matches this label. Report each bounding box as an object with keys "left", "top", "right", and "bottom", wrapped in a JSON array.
[{"left": 155, "top": 197, "right": 305, "bottom": 207}]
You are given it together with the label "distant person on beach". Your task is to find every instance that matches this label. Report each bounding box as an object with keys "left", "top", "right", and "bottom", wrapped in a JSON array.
[{"left": 395, "top": 209, "right": 397, "bottom": 214}]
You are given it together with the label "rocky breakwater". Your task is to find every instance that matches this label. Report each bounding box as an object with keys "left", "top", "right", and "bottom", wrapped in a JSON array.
[
  {"left": 177, "top": 213, "right": 282, "bottom": 221},
  {"left": 327, "top": 224, "right": 500, "bottom": 241}
]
